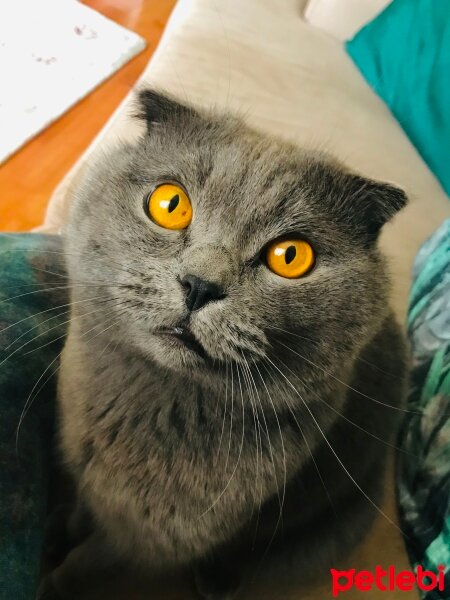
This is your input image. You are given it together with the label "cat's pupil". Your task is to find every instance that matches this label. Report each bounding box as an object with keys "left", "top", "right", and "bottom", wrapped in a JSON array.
[
  {"left": 168, "top": 195, "right": 180, "bottom": 213},
  {"left": 285, "top": 245, "right": 296, "bottom": 264}
]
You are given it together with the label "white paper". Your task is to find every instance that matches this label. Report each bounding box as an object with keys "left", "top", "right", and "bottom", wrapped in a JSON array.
[{"left": 0, "top": 0, "right": 146, "bottom": 163}]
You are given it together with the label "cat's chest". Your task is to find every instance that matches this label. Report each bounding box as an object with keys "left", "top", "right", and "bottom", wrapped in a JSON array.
[
  {"left": 86, "top": 371, "right": 218, "bottom": 454},
  {"left": 77, "top": 386, "right": 269, "bottom": 562}
]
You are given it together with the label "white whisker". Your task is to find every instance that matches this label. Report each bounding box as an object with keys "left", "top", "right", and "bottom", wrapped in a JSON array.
[
  {"left": 274, "top": 337, "right": 418, "bottom": 414},
  {"left": 239, "top": 354, "right": 263, "bottom": 538},
  {"left": 1, "top": 297, "right": 125, "bottom": 370},
  {"left": 265, "top": 354, "right": 409, "bottom": 539},
  {"left": 271, "top": 325, "right": 407, "bottom": 383},
  {"left": 199, "top": 362, "right": 246, "bottom": 519},
  {"left": 215, "top": 361, "right": 229, "bottom": 465},
  {"left": 249, "top": 357, "right": 287, "bottom": 550},
  {"left": 15, "top": 309, "right": 126, "bottom": 453},
  {"left": 277, "top": 354, "right": 417, "bottom": 457},
  {"left": 225, "top": 362, "right": 235, "bottom": 471}
]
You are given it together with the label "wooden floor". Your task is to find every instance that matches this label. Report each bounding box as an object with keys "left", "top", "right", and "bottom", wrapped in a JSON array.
[{"left": 0, "top": 0, "right": 176, "bottom": 233}]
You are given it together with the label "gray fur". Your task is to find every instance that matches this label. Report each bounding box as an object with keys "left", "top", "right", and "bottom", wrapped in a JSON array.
[{"left": 42, "top": 90, "right": 408, "bottom": 599}]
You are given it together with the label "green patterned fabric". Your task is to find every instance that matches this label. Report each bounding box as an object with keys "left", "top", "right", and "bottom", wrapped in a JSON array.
[
  {"left": 0, "top": 234, "right": 67, "bottom": 600},
  {"left": 398, "top": 219, "right": 450, "bottom": 598}
]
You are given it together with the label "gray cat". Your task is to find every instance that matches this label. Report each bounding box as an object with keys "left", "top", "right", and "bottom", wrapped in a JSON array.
[{"left": 38, "top": 90, "right": 408, "bottom": 599}]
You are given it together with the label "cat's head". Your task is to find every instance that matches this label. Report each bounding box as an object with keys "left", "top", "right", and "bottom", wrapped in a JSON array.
[{"left": 65, "top": 90, "right": 406, "bottom": 380}]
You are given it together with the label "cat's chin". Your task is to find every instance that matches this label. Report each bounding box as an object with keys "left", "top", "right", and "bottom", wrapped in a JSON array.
[{"left": 149, "top": 330, "right": 209, "bottom": 372}]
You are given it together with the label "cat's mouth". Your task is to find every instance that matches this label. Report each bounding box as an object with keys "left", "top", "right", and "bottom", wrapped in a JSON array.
[{"left": 155, "top": 326, "right": 207, "bottom": 359}]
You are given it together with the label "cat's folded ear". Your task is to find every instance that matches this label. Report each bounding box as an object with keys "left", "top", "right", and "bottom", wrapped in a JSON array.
[
  {"left": 134, "top": 88, "right": 199, "bottom": 130},
  {"left": 340, "top": 174, "right": 408, "bottom": 240},
  {"left": 317, "top": 161, "right": 408, "bottom": 243}
]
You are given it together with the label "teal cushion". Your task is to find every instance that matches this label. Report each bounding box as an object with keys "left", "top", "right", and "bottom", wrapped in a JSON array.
[
  {"left": 0, "top": 234, "right": 67, "bottom": 600},
  {"left": 346, "top": 0, "right": 450, "bottom": 197}
]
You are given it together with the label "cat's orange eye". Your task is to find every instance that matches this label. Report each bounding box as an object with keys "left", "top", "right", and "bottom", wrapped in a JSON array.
[
  {"left": 266, "top": 239, "right": 315, "bottom": 279},
  {"left": 148, "top": 184, "right": 192, "bottom": 230}
]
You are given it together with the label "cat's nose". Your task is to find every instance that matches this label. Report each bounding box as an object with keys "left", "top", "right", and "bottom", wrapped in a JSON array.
[{"left": 180, "top": 274, "right": 224, "bottom": 312}]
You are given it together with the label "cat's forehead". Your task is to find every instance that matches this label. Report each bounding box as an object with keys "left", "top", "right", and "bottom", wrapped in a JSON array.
[
  {"left": 126, "top": 113, "right": 392, "bottom": 256},
  {"left": 150, "top": 128, "right": 321, "bottom": 230},
  {"left": 195, "top": 163, "right": 309, "bottom": 232},
  {"left": 126, "top": 125, "right": 341, "bottom": 254}
]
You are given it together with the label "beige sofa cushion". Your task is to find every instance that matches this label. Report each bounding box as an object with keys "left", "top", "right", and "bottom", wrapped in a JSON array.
[{"left": 304, "top": 0, "right": 391, "bottom": 40}]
